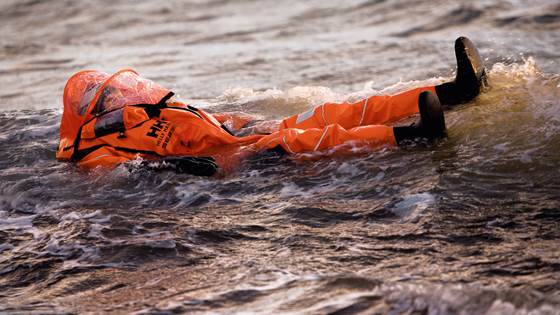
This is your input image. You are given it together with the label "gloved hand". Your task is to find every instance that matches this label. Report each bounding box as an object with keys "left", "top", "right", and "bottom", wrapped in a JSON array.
[
  {"left": 138, "top": 156, "right": 218, "bottom": 176},
  {"left": 162, "top": 156, "right": 218, "bottom": 176}
]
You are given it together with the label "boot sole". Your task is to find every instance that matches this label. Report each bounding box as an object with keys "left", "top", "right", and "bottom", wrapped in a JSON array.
[{"left": 455, "top": 36, "right": 488, "bottom": 87}]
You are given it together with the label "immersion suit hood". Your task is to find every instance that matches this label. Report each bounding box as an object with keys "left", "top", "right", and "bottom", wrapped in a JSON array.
[{"left": 57, "top": 69, "right": 172, "bottom": 160}]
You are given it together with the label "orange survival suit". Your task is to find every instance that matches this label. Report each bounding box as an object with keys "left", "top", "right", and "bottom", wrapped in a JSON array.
[{"left": 56, "top": 69, "right": 435, "bottom": 174}]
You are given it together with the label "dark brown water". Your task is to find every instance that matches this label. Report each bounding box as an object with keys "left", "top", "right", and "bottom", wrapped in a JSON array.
[{"left": 1, "top": 0, "right": 560, "bottom": 314}]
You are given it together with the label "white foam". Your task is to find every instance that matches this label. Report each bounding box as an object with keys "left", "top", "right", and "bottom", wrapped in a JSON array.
[
  {"left": 392, "top": 192, "right": 435, "bottom": 220},
  {"left": 335, "top": 162, "right": 363, "bottom": 176}
]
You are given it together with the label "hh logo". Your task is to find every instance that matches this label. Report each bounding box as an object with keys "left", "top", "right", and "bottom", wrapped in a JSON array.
[{"left": 146, "top": 120, "right": 168, "bottom": 138}]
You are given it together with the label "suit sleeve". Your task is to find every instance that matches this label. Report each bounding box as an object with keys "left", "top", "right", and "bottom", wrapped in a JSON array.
[
  {"left": 77, "top": 146, "right": 134, "bottom": 170},
  {"left": 212, "top": 112, "right": 254, "bottom": 131}
]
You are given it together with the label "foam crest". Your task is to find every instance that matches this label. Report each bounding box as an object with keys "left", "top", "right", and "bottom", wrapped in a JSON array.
[
  {"left": 392, "top": 192, "right": 435, "bottom": 221},
  {"left": 473, "top": 58, "right": 560, "bottom": 137},
  {"left": 211, "top": 58, "right": 558, "bottom": 124},
  {"left": 220, "top": 86, "right": 342, "bottom": 106},
  {"left": 212, "top": 77, "right": 449, "bottom": 121},
  {"left": 215, "top": 86, "right": 343, "bottom": 118}
]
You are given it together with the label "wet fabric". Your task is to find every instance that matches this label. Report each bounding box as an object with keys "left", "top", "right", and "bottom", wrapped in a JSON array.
[
  {"left": 57, "top": 69, "right": 171, "bottom": 160},
  {"left": 57, "top": 70, "right": 435, "bottom": 173},
  {"left": 58, "top": 70, "right": 110, "bottom": 158},
  {"left": 280, "top": 86, "right": 436, "bottom": 130}
]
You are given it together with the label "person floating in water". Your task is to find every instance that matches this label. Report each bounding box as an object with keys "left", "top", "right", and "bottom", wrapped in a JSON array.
[{"left": 56, "top": 37, "right": 487, "bottom": 176}]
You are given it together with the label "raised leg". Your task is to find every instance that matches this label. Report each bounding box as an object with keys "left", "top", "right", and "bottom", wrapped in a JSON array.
[{"left": 279, "top": 86, "right": 436, "bottom": 131}]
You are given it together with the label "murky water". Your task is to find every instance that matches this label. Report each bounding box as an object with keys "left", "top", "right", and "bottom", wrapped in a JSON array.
[{"left": 1, "top": 0, "right": 560, "bottom": 314}]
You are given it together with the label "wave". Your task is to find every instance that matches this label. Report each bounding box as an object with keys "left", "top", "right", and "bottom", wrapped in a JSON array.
[{"left": 0, "top": 58, "right": 559, "bottom": 313}]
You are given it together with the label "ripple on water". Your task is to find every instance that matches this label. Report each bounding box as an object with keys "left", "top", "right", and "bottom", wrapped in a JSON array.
[{"left": 0, "top": 48, "right": 559, "bottom": 313}]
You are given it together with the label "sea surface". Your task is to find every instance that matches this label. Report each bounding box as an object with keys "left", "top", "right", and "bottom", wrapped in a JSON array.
[{"left": 1, "top": 0, "right": 560, "bottom": 314}]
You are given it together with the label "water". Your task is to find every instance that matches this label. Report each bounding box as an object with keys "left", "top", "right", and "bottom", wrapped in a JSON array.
[{"left": 1, "top": 0, "right": 560, "bottom": 314}]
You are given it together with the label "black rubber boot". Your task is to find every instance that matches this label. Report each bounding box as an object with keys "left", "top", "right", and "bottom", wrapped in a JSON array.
[
  {"left": 394, "top": 91, "right": 447, "bottom": 145},
  {"left": 435, "top": 36, "right": 488, "bottom": 106}
]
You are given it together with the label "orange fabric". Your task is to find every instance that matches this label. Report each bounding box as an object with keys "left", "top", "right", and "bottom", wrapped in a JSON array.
[
  {"left": 213, "top": 112, "right": 254, "bottom": 131},
  {"left": 252, "top": 124, "right": 396, "bottom": 154},
  {"left": 78, "top": 146, "right": 136, "bottom": 169},
  {"left": 74, "top": 106, "right": 263, "bottom": 172},
  {"left": 58, "top": 70, "right": 110, "bottom": 159},
  {"left": 91, "top": 70, "right": 170, "bottom": 115},
  {"left": 280, "top": 86, "right": 436, "bottom": 130},
  {"left": 57, "top": 69, "right": 171, "bottom": 160},
  {"left": 57, "top": 69, "right": 435, "bottom": 173}
]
